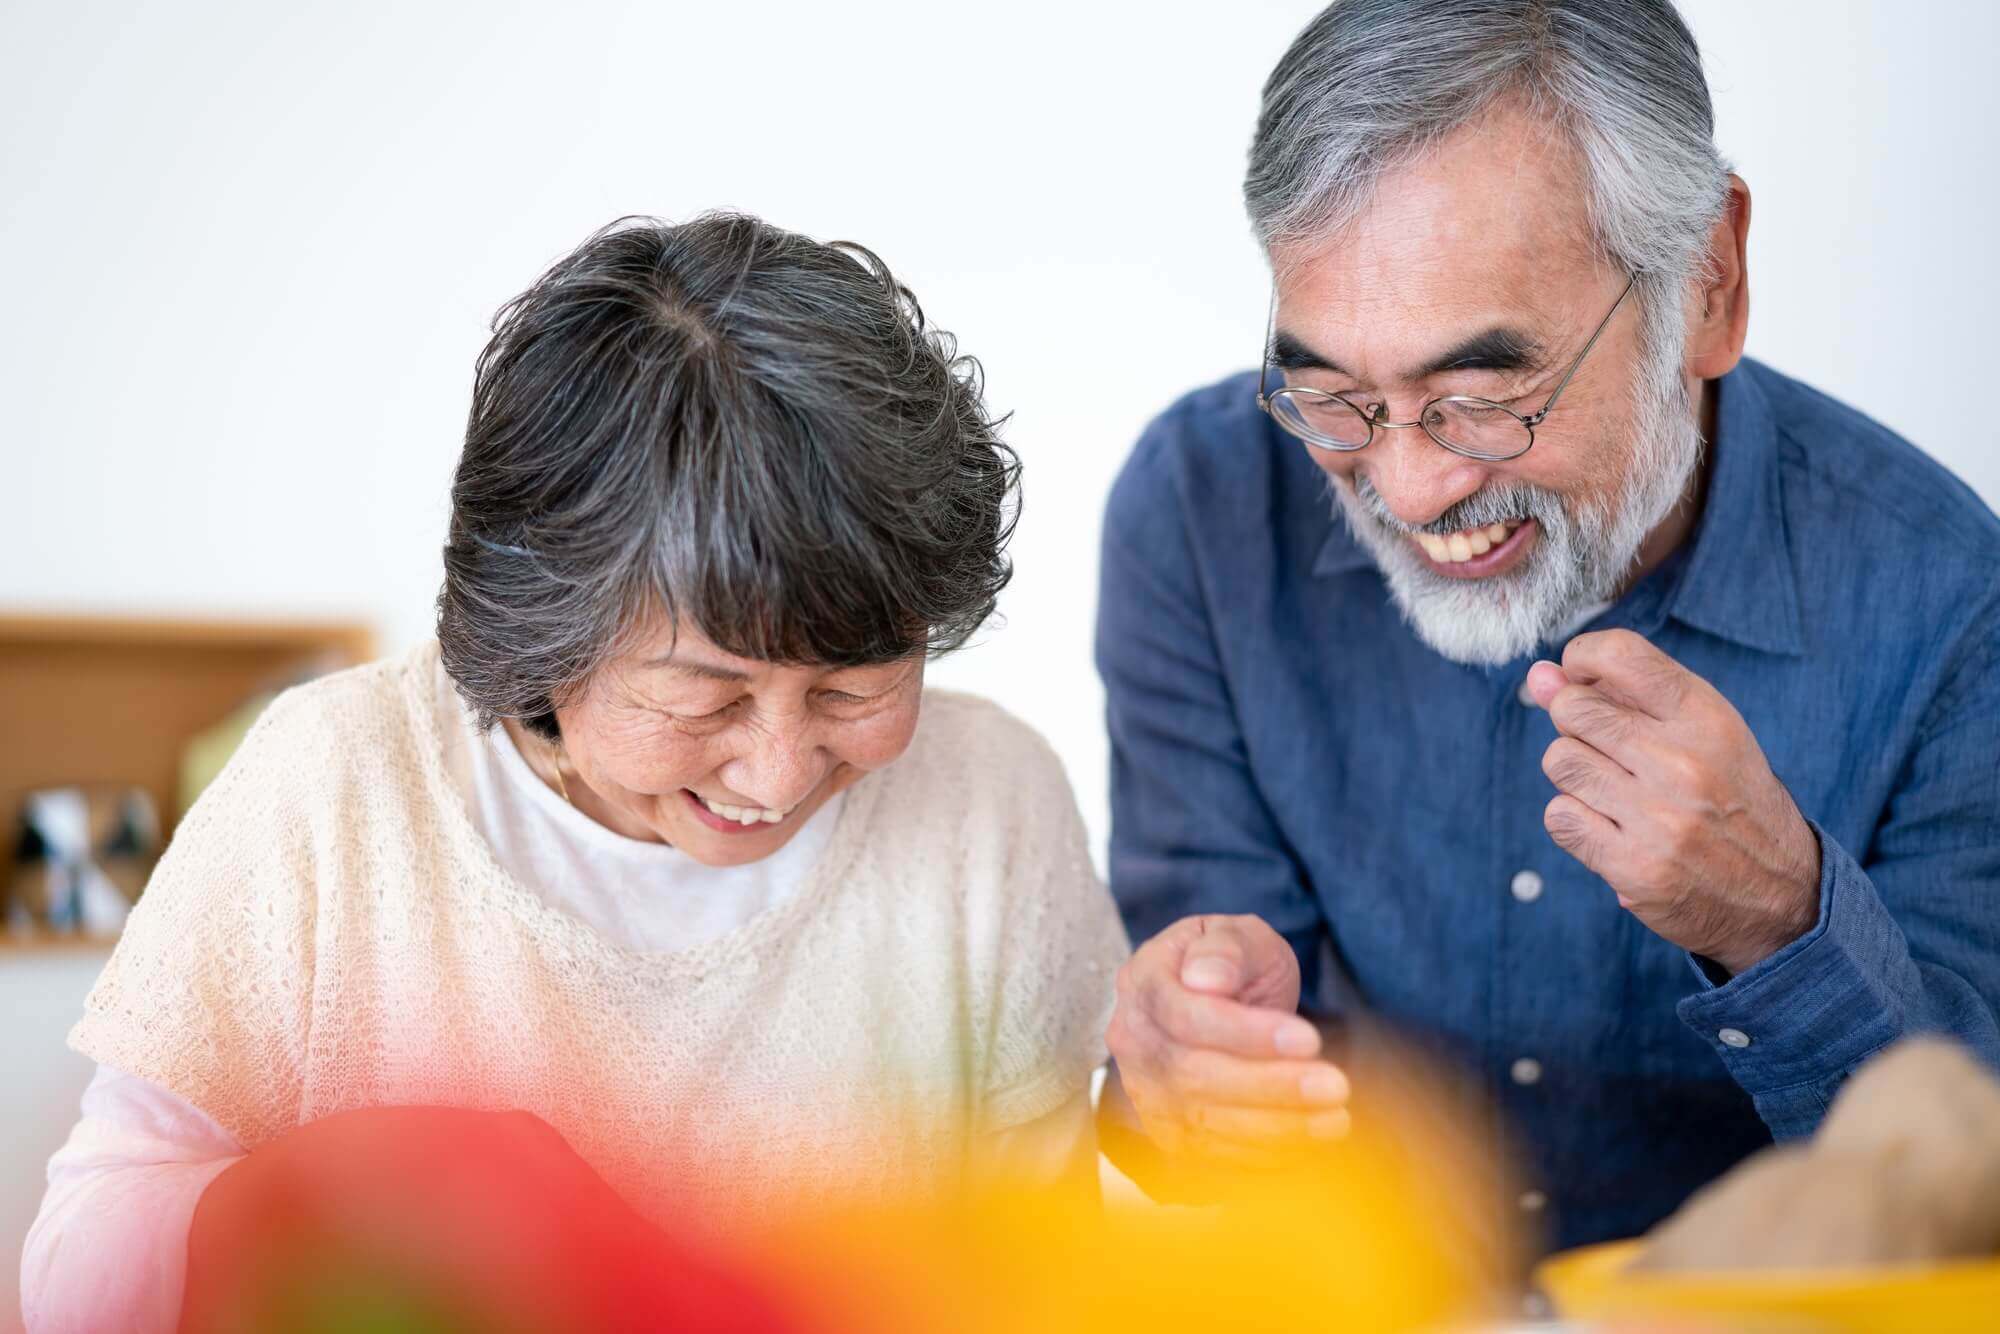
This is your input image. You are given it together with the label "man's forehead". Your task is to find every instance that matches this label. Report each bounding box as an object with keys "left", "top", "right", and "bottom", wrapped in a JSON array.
[{"left": 1272, "top": 102, "right": 1598, "bottom": 323}]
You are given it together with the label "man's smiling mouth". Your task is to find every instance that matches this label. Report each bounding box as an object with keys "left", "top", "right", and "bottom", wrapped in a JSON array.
[
  {"left": 1408, "top": 517, "right": 1539, "bottom": 580},
  {"left": 1412, "top": 517, "right": 1525, "bottom": 565}
]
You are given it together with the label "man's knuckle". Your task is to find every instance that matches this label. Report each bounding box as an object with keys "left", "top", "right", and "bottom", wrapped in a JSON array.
[
  {"left": 1658, "top": 749, "right": 1706, "bottom": 795},
  {"left": 1560, "top": 631, "right": 1600, "bottom": 671},
  {"left": 1605, "top": 629, "right": 1647, "bottom": 658},
  {"left": 1635, "top": 849, "right": 1679, "bottom": 893},
  {"left": 1647, "top": 660, "right": 1685, "bottom": 703},
  {"left": 1544, "top": 745, "right": 1596, "bottom": 796},
  {"left": 1539, "top": 742, "right": 1566, "bottom": 781},
  {"left": 1657, "top": 802, "right": 1701, "bottom": 845}
]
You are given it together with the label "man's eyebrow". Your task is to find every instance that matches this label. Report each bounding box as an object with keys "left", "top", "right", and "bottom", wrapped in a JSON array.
[
  {"left": 1413, "top": 327, "right": 1545, "bottom": 378},
  {"left": 1268, "top": 326, "right": 1547, "bottom": 381},
  {"left": 639, "top": 656, "right": 749, "bottom": 682},
  {"left": 1269, "top": 330, "right": 1347, "bottom": 375}
]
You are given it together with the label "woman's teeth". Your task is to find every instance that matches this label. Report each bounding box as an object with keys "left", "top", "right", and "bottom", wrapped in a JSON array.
[
  {"left": 1417, "top": 519, "right": 1522, "bottom": 565},
  {"left": 698, "top": 794, "right": 788, "bottom": 825}
]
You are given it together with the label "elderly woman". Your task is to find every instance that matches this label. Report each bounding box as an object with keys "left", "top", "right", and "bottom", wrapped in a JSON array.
[{"left": 23, "top": 214, "right": 1128, "bottom": 1331}]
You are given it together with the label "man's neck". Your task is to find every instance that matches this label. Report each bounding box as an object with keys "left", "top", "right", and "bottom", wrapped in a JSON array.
[{"left": 1622, "top": 376, "right": 1717, "bottom": 592}]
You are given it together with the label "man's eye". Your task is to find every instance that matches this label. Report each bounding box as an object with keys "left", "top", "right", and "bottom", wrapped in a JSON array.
[{"left": 819, "top": 691, "right": 868, "bottom": 707}]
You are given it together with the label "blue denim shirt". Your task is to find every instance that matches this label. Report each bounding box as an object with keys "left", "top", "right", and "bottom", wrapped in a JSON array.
[{"left": 1096, "top": 357, "right": 2000, "bottom": 1250}]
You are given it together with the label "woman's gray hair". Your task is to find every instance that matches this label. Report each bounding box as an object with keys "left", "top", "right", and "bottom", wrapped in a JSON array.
[
  {"left": 1246, "top": 0, "right": 1730, "bottom": 359},
  {"left": 438, "top": 213, "right": 1020, "bottom": 739}
]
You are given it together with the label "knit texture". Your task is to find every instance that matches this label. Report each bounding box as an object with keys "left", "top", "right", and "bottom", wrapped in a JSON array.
[{"left": 71, "top": 643, "right": 1128, "bottom": 1227}]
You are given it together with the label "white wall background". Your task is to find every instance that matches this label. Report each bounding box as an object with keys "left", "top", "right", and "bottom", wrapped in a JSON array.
[
  {"left": 3, "top": 2, "right": 1997, "bottom": 1322},
  {"left": 5, "top": 1, "right": 1998, "bottom": 863}
]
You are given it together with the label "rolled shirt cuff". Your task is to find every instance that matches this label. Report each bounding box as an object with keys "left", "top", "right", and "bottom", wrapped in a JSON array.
[{"left": 1675, "top": 821, "right": 1911, "bottom": 1137}]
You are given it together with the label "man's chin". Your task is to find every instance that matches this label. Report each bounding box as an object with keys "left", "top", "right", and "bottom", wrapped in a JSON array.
[
  {"left": 1333, "top": 489, "right": 1589, "bottom": 667},
  {"left": 1377, "top": 557, "right": 1570, "bottom": 667},
  {"left": 1403, "top": 603, "right": 1548, "bottom": 666}
]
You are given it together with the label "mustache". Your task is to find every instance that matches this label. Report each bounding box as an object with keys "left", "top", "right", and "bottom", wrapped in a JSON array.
[{"left": 1349, "top": 474, "right": 1569, "bottom": 537}]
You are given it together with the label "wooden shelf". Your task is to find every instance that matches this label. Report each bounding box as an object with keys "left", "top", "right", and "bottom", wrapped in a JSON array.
[
  {"left": 1, "top": 611, "right": 377, "bottom": 865},
  {"left": 0, "top": 931, "right": 117, "bottom": 956}
]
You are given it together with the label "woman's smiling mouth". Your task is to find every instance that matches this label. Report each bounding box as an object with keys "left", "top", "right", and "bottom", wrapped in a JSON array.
[{"left": 683, "top": 788, "right": 794, "bottom": 833}]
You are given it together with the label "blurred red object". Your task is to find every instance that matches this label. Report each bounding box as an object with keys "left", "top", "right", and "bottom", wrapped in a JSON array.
[{"left": 178, "top": 1105, "right": 801, "bottom": 1334}]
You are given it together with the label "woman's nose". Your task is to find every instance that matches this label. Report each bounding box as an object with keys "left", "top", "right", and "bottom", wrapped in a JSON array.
[{"left": 719, "top": 724, "right": 825, "bottom": 813}]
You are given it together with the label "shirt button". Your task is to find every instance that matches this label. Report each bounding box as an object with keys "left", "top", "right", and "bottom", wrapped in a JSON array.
[
  {"left": 1718, "top": 1028, "right": 1752, "bottom": 1049},
  {"left": 1518, "top": 1189, "right": 1548, "bottom": 1213},
  {"left": 1510, "top": 870, "right": 1544, "bottom": 903},
  {"left": 1511, "top": 1057, "right": 1543, "bottom": 1086}
]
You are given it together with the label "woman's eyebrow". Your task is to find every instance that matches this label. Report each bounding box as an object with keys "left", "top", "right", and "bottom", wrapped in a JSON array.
[{"left": 640, "top": 656, "right": 749, "bottom": 682}]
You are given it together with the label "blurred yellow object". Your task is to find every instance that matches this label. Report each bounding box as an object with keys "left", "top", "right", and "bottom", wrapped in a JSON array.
[
  {"left": 751, "top": 1077, "right": 1525, "bottom": 1334},
  {"left": 1538, "top": 1238, "right": 2000, "bottom": 1334}
]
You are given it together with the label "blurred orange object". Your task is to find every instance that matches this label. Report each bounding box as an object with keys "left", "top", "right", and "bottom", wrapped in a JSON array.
[
  {"left": 1538, "top": 1239, "right": 2000, "bottom": 1334},
  {"left": 756, "top": 1065, "right": 1522, "bottom": 1334}
]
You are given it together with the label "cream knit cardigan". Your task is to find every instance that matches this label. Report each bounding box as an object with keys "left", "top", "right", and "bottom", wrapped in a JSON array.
[{"left": 71, "top": 644, "right": 1129, "bottom": 1227}]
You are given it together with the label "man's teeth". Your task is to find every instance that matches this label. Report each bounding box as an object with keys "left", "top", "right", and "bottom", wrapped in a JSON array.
[
  {"left": 1418, "top": 519, "right": 1521, "bottom": 565},
  {"left": 697, "top": 794, "right": 788, "bottom": 825}
]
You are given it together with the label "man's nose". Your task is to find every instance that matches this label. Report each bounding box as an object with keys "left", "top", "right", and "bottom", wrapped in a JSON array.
[
  {"left": 1355, "top": 427, "right": 1490, "bottom": 528},
  {"left": 720, "top": 720, "right": 825, "bottom": 812}
]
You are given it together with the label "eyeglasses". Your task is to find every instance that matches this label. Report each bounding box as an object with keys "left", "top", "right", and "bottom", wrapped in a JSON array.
[{"left": 1256, "top": 274, "right": 1636, "bottom": 463}]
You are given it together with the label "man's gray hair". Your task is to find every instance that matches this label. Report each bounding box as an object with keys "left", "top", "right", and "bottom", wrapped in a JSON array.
[{"left": 1246, "top": 0, "right": 1730, "bottom": 355}]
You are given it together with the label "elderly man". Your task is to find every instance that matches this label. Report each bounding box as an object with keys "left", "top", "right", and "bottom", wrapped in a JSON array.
[{"left": 1098, "top": 0, "right": 2000, "bottom": 1251}]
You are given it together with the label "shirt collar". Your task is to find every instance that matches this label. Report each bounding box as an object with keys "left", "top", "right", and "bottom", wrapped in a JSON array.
[
  {"left": 1662, "top": 361, "right": 1805, "bottom": 655},
  {"left": 1311, "top": 362, "right": 1805, "bottom": 657}
]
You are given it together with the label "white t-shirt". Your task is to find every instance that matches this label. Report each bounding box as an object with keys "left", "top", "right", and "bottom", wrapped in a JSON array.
[{"left": 23, "top": 646, "right": 1121, "bottom": 1332}]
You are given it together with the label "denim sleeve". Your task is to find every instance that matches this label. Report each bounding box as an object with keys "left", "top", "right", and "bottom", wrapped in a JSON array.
[
  {"left": 1677, "top": 603, "right": 2000, "bottom": 1141},
  {"left": 1093, "top": 431, "right": 1328, "bottom": 985}
]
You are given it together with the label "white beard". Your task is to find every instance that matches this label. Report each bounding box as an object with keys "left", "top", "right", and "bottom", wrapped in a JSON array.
[{"left": 1329, "top": 341, "right": 1704, "bottom": 666}]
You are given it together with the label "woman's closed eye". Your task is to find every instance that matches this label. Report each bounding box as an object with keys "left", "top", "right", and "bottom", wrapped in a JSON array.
[
  {"left": 667, "top": 697, "right": 745, "bottom": 727},
  {"left": 816, "top": 685, "right": 905, "bottom": 713}
]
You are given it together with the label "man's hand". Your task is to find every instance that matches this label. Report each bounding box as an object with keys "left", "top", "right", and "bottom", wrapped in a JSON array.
[
  {"left": 1105, "top": 914, "right": 1350, "bottom": 1165},
  {"left": 1526, "top": 629, "right": 1822, "bottom": 976}
]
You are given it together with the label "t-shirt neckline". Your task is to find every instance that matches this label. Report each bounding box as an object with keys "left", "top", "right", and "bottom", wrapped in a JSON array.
[{"left": 404, "top": 643, "right": 879, "bottom": 972}]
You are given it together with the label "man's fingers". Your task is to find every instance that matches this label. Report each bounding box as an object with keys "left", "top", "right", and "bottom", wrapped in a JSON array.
[
  {"left": 1189, "top": 1102, "right": 1353, "bottom": 1147},
  {"left": 1560, "top": 628, "right": 1689, "bottom": 719},
  {"left": 1147, "top": 977, "right": 1321, "bottom": 1058},
  {"left": 1545, "top": 682, "right": 1649, "bottom": 767},
  {"left": 1544, "top": 792, "right": 1618, "bottom": 872},
  {"left": 1525, "top": 658, "right": 1569, "bottom": 709},
  {"left": 1540, "top": 735, "right": 1635, "bottom": 821},
  {"left": 1168, "top": 1048, "right": 1349, "bottom": 1109}
]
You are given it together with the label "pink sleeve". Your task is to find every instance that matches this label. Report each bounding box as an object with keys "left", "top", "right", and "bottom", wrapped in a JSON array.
[{"left": 20, "top": 1065, "right": 244, "bottom": 1334}]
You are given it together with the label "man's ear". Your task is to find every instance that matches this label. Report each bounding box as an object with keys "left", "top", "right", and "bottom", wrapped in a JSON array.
[{"left": 1685, "top": 174, "right": 1751, "bottom": 381}]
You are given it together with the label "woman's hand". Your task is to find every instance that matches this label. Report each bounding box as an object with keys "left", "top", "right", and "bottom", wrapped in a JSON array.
[{"left": 180, "top": 1105, "right": 777, "bottom": 1334}]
